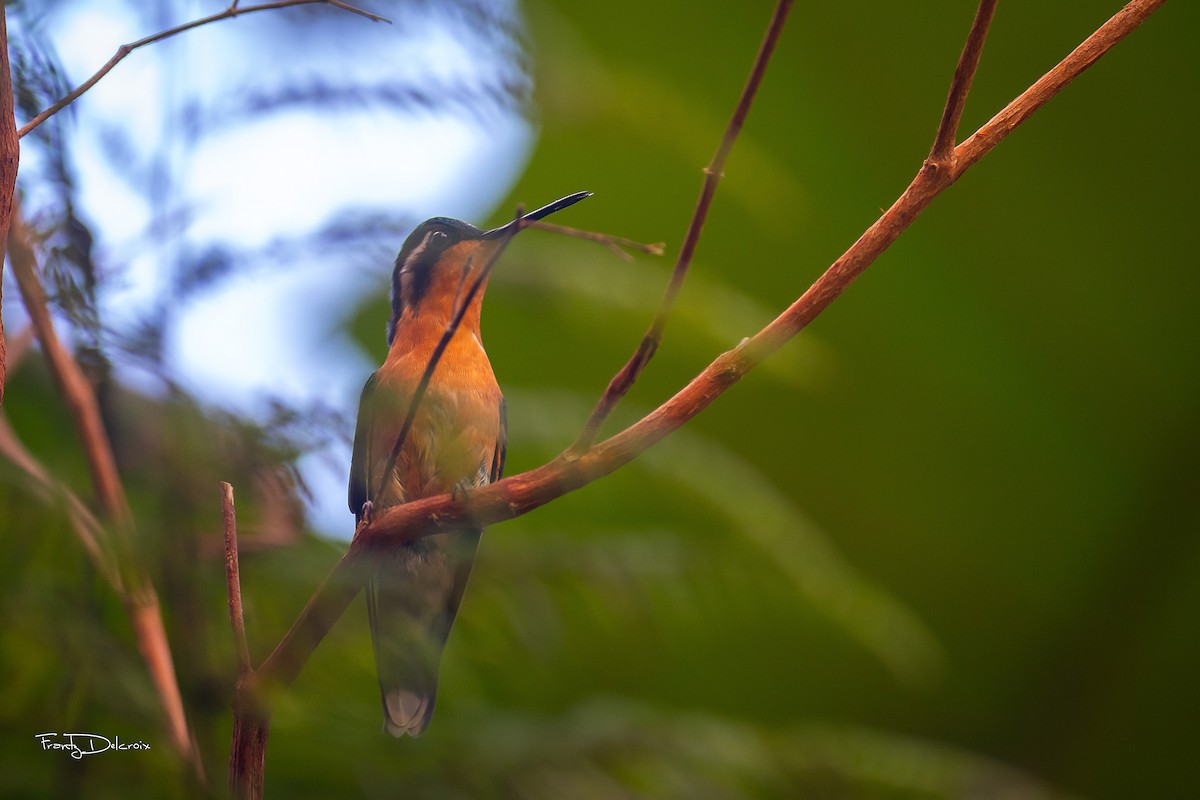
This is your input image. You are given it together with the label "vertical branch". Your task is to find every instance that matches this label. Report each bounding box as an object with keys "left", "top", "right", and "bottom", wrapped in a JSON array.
[
  {"left": 222, "top": 482, "right": 251, "bottom": 677},
  {"left": 229, "top": 688, "right": 270, "bottom": 800},
  {"left": 225, "top": 479, "right": 268, "bottom": 800},
  {"left": 570, "top": 0, "right": 794, "bottom": 452},
  {"left": 0, "top": 7, "right": 20, "bottom": 408}
]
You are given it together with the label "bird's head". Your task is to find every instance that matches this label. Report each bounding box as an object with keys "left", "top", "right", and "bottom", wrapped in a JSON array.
[{"left": 387, "top": 191, "right": 590, "bottom": 344}]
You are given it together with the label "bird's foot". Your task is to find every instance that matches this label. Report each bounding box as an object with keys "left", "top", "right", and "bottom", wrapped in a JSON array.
[
  {"left": 450, "top": 480, "right": 472, "bottom": 503},
  {"left": 359, "top": 500, "right": 375, "bottom": 525}
]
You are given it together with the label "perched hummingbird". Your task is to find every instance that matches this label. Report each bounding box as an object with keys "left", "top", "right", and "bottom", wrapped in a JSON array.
[{"left": 349, "top": 192, "right": 590, "bottom": 736}]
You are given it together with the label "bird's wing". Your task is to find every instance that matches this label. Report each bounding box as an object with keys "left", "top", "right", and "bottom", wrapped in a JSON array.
[
  {"left": 348, "top": 371, "right": 380, "bottom": 520},
  {"left": 491, "top": 396, "right": 507, "bottom": 483}
]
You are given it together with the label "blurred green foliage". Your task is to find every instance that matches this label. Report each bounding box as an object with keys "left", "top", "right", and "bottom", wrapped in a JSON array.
[{"left": 3, "top": 0, "right": 1199, "bottom": 798}]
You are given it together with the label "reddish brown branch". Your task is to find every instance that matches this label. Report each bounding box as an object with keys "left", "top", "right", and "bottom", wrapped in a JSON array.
[
  {"left": 248, "top": 0, "right": 1167, "bottom": 702},
  {"left": 224, "top": 480, "right": 269, "bottom": 800},
  {"left": 0, "top": 8, "right": 19, "bottom": 407},
  {"left": 930, "top": 0, "right": 998, "bottom": 160},
  {"left": 16, "top": 0, "right": 388, "bottom": 139},
  {"left": 222, "top": 482, "right": 252, "bottom": 678},
  {"left": 129, "top": 601, "right": 206, "bottom": 782},
  {"left": 570, "top": 0, "right": 795, "bottom": 452},
  {"left": 229, "top": 687, "right": 270, "bottom": 800},
  {"left": 8, "top": 213, "right": 131, "bottom": 526}
]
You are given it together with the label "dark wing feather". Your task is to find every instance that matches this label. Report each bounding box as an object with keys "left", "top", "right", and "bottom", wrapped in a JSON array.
[
  {"left": 491, "top": 397, "right": 507, "bottom": 483},
  {"left": 349, "top": 371, "right": 380, "bottom": 520}
]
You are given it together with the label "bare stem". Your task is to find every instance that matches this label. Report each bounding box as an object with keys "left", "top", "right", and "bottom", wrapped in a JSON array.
[
  {"left": 229, "top": 687, "right": 270, "bottom": 800},
  {"left": 528, "top": 220, "right": 665, "bottom": 262},
  {"left": 222, "top": 482, "right": 252, "bottom": 678},
  {"left": 17, "top": 0, "right": 388, "bottom": 139},
  {"left": 570, "top": 0, "right": 794, "bottom": 452}
]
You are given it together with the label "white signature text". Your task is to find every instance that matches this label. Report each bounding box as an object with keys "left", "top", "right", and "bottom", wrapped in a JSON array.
[{"left": 36, "top": 732, "right": 151, "bottom": 759}]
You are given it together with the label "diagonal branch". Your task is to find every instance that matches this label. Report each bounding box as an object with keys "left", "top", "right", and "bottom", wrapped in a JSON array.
[
  {"left": 17, "top": 0, "right": 388, "bottom": 139},
  {"left": 8, "top": 212, "right": 132, "bottom": 529},
  {"left": 569, "top": 0, "right": 794, "bottom": 453},
  {"left": 930, "top": 0, "right": 998, "bottom": 161},
  {"left": 249, "top": 0, "right": 1168, "bottom": 703}
]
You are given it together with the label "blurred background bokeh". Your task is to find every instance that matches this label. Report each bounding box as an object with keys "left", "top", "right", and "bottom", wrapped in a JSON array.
[{"left": 2, "top": 0, "right": 1197, "bottom": 797}]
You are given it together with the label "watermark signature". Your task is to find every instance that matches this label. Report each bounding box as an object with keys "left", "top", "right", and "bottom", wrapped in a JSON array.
[{"left": 36, "top": 732, "right": 151, "bottom": 759}]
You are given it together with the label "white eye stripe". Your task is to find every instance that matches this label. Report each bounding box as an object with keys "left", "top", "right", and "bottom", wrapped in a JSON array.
[
  {"left": 400, "top": 232, "right": 435, "bottom": 274},
  {"left": 401, "top": 229, "right": 452, "bottom": 274}
]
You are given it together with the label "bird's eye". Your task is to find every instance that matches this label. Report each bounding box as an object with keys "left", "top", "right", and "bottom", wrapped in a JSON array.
[{"left": 430, "top": 230, "right": 450, "bottom": 243}]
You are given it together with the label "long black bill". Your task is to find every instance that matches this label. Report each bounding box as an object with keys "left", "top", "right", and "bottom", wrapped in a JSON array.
[{"left": 483, "top": 191, "right": 591, "bottom": 239}]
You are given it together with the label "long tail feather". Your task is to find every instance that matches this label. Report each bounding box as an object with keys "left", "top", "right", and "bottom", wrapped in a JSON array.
[{"left": 366, "top": 529, "right": 481, "bottom": 737}]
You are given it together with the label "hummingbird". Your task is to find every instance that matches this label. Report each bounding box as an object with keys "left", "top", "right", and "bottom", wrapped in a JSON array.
[{"left": 349, "top": 191, "right": 590, "bottom": 736}]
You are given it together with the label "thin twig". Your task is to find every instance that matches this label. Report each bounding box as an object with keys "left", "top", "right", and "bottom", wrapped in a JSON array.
[
  {"left": 249, "top": 0, "right": 1168, "bottom": 702},
  {"left": 222, "top": 482, "right": 252, "bottom": 678},
  {"left": 570, "top": 0, "right": 794, "bottom": 453},
  {"left": 528, "top": 220, "right": 665, "bottom": 262},
  {"left": 326, "top": 0, "right": 388, "bottom": 22},
  {"left": 954, "top": 0, "right": 1166, "bottom": 174},
  {"left": 931, "top": 0, "right": 999, "bottom": 161},
  {"left": 16, "top": 0, "right": 388, "bottom": 139}
]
